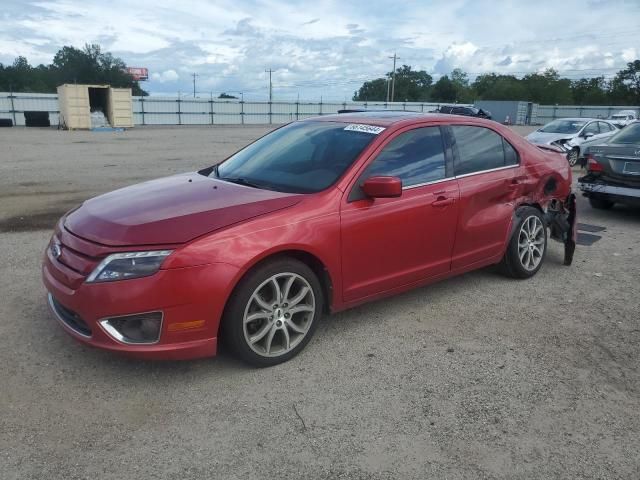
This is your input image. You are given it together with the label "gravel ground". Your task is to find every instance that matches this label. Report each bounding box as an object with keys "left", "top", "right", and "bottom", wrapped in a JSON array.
[{"left": 1, "top": 125, "right": 639, "bottom": 479}]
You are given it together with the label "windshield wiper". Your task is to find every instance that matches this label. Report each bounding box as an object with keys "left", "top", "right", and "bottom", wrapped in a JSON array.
[{"left": 219, "top": 176, "right": 264, "bottom": 189}]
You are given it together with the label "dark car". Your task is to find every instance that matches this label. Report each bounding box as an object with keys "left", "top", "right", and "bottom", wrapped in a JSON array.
[
  {"left": 578, "top": 122, "right": 640, "bottom": 209},
  {"left": 438, "top": 105, "right": 492, "bottom": 120}
]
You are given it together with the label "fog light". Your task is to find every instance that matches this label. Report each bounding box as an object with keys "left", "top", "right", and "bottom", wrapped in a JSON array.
[{"left": 100, "top": 312, "right": 163, "bottom": 344}]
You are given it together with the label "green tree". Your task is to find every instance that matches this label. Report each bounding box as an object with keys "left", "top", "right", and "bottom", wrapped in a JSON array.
[
  {"left": 450, "top": 68, "right": 473, "bottom": 102},
  {"left": 431, "top": 75, "right": 457, "bottom": 102},
  {"left": 610, "top": 60, "right": 640, "bottom": 105},
  {"left": 353, "top": 65, "right": 432, "bottom": 101},
  {"left": 218, "top": 92, "right": 238, "bottom": 99},
  {"left": 570, "top": 77, "right": 608, "bottom": 105},
  {"left": 472, "top": 73, "right": 527, "bottom": 100},
  {"left": 521, "top": 68, "right": 572, "bottom": 104},
  {"left": 0, "top": 44, "right": 147, "bottom": 95}
]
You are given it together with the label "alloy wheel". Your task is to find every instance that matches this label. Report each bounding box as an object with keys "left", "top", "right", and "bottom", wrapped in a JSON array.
[
  {"left": 517, "top": 215, "right": 545, "bottom": 271},
  {"left": 243, "top": 272, "right": 316, "bottom": 357}
]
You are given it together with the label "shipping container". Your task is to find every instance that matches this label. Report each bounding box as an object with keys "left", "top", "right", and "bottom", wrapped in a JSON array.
[
  {"left": 475, "top": 100, "right": 539, "bottom": 125},
  {"left": 57, "top": 84, "right": 133, "bottom": 129}
]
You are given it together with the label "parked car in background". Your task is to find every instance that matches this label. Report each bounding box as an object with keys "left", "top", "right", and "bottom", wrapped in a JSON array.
[
  {"left": 438, "top": 105, "right": 492, "bottom": 119},
  {"left": 43, "top": 112, "right": 576, "bottom": 366},
  {"left": 526, "top": 118, "right": 618, "bottom": 166},
  {"left": 578, "top": 122, "right": 640, "bottom": 209},
  {"left": 608, "top": 110, "right": 637, "bottom": 129}
]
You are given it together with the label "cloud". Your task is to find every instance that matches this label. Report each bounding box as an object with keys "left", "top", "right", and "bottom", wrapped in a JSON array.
[
  {"left": 151, "top": 69, "right": 179, "bottom": 83},
  {"left": 0, "top": 0, "right": 638, "bottom": 99}
]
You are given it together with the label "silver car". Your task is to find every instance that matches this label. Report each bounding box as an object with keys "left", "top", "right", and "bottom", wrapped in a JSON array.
[{"left": 526, "top": 118, "right": 618, "bottom": 166}]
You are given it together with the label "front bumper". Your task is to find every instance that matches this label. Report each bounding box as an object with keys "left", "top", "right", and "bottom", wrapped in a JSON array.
[{"left": 43, "top": 252, "right": 240, "bottom": 360}]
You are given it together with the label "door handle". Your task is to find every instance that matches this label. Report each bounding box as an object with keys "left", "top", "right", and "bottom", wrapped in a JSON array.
[
  {"left": 432, "top": 196, "right": 455, "bottom": 207},
  {"left": 508, "top": 176, "right": 526, "bottom": 189}
]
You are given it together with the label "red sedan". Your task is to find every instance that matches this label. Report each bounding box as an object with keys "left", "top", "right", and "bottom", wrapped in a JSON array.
[{"left": 43, "top": 112, "right": 576, "bottom": 366}]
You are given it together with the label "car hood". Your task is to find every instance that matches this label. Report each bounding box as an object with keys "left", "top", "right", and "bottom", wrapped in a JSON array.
[
  {"left": 526, "top": 131, "right": 575, "bottom": 145},
  {"left": 65, "top": 173, "right": 302, "bottom": 246}
]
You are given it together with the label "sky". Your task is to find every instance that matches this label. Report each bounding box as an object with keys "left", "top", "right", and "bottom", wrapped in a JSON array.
[{"left": 1, "top": 0, "right": 639, "bottom": 100}]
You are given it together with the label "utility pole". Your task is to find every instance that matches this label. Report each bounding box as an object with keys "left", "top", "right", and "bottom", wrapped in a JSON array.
[
  {"left": 386, "top": 75, "right": 391, "bottom": 103},
  {"left": 265, "top": 68, "right": 273, "bottom": 102},
  {"left": 388, "top": 53, "right": 400, "bottom": 102},
  {"left": 191, "top": 73, "right": 199, "bottom": 98}
]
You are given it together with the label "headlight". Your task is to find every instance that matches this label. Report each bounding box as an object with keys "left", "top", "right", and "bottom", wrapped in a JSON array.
[{"left": 86, "top": 250, "right": 172, "bottom": 283}]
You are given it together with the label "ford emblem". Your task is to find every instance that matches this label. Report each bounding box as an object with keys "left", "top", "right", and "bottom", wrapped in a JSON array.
[{"left": 51, "top": 243, "right": 62, "bottom": 259}]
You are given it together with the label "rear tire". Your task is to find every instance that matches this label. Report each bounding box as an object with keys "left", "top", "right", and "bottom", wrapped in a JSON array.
[
  {"left": 221, "top": 258, "right": 323, "bottom": 367},
  {"left": 500, "top": 207, "right": 547, "bottom": 279},
  {"left": 589, "top": 196, "right": 614, "bottom": 210}
]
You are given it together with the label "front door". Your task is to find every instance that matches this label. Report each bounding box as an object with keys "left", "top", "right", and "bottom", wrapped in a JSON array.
[{"left": 340, "top": 126, "right": 459, "bottom": 303}]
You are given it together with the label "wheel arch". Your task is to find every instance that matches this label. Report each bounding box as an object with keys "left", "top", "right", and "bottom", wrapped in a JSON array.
[{"left": 221, "top": 248, "right": 335, "bottom": 326}]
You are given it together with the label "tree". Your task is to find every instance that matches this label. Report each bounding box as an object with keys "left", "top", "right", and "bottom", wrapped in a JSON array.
[
  {"left": 0, "top": 44, "right": 147, "bottom": 95},
  {"left": 521, "top": 68, "right": 572, "bottom": 104},
  {"left": 353, "top": 65, "right": 432, "bottom": 101},
  {"left": 610, "top": 60, "right": 640, "bottom": 104},
  {"left": 472, "top": 73, "right": 527, "bottom": 100},
  {"left": 431, "top": 75, "right": 457, "bottom": 102},
  {"left": 450, "top": 68, "right": 473, "bottom": 102},
  {"left": 571, "top": 77, "right": 608, "bottom": 105},
  {"left": 218, "top": 92, "right": 238, "bottom": 99},
  {"left": 352, "top": 78, "right": 387, "bottom": 101}
]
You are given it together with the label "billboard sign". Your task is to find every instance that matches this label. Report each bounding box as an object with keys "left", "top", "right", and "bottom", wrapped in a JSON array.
[{"left": 125, "top": 67, "right": 149, "bottom": 81}]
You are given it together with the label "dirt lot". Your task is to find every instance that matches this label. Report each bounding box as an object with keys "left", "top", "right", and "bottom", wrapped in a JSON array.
[{"left": 1, "top": 125, "right": 639, "bottom": 479}]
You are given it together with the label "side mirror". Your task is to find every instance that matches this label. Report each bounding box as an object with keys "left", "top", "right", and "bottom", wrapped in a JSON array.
[
  {"left": 361, "top": 176, "right": 402, "bottom": 198},
  {"left": 582, "top": 132, "right": 595, "bottom": 139}
]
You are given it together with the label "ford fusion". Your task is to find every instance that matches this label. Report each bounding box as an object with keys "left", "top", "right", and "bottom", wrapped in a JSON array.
[{"left": 43, "top": 112, "right": 576, "bottom": 366}]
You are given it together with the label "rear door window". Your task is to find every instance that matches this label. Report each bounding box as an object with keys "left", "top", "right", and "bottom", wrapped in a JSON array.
[
  {"left": 451, "top": 126, "right": 515, "bottom": 175},
  {"left": 598, "top": 121, "right": 613, "bottom": 132},
  {"left": 364, "top": 126, "right": 446, "bottom": 187},
  {"left": 503, "top": 139, "right": 519, "bottom": 166},
  {"left": 583, "top": 122, "right": 600, "bottom": 135}
]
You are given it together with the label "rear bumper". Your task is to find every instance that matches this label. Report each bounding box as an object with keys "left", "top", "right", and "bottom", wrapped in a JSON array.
[
  {"left": 43, "top": 254, "right": 240, "bottom": 360},
  {"left": 578, "top": 181, "right": 640, "bottom": 199}
]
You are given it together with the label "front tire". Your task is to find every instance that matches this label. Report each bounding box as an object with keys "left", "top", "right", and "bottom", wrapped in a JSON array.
[
  {"left": 222, "top": 258, "right": 323, "bottom": 367},
  {"left": 567, "top": 148, "right": 579, "bottom": 167},
  {"left": 500, "top": 207, "right": 547, "bottom": 279}
]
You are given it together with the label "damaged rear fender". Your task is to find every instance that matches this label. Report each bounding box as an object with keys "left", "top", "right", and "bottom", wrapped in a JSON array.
[{"left": 506, "top": 193, "right": 577, "bottom": 267}]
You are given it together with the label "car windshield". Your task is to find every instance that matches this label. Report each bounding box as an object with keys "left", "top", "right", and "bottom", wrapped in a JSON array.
[
  {"left": 539, "top": 119, "right": 587, "bottom": 134},
  {"left": 609, "top": 123, "right": 640, "bottom": 144},
  {"left": 207, "top": 121, "right": 379, "bottom": 193},
  {"left": 611, "top": 115, "right": 626, "bottom": 120}
]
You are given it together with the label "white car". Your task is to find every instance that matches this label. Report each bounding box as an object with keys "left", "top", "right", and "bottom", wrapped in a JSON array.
[
  {"left": 526, "top": 118, "right": 618, "bottom": 166},
  {"left": 608, "top": 110, "right": 637, "bottom": 129}
]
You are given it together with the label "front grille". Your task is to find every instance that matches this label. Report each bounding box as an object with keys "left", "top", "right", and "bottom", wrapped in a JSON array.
[
  {"left": 49, "top": 295, "right": 92, "bottom": 337},
  {"left": 48, "top": 230, "right": 102, "bottom": 289}
]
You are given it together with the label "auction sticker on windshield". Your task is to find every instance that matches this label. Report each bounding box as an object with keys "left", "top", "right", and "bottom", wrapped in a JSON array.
[{"left": 344, "top": 124, "right": 386, "bottom": 134}]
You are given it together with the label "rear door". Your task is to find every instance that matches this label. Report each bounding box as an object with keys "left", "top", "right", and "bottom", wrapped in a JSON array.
[
  {"left": 597, "top": 121, "right": 616, "bottom": 139},
  {"left": 448, "top": 125, "right": 520, "bottom": 269},
  {"left": 340, "top": 125, "right": 459, "bottom": 302}
]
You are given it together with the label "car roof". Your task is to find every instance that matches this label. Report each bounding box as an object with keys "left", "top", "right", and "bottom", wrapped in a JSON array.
[
  {"left": 302, "top": 111, "right": 469, "bottom": 127},
  {"left": 553, "top": 118, "right": 595, "bottom": 122}
]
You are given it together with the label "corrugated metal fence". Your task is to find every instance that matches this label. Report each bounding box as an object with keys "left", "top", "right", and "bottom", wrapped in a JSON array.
[
  {"left": 0, "top": 92, "right": 463, "bottom": 127},
  {"left": 1, "top": 92, "right": 638, "bottom": 126},
  {"left": 536, "top": 105, "right": 640, "bottom": 124}
]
